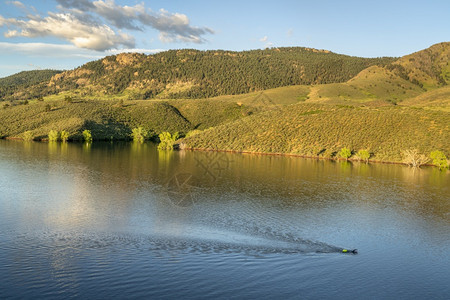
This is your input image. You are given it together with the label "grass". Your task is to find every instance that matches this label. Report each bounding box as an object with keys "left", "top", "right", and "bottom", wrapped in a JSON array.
[
  {"left": 181, "top": 103, "right": 450, "bottom": 163},
  {"left": 0, "top": 99, "right": 192, "bottom": 140},
  {"left": 307, "top": 66, "right": 423, "bottom": 105}
]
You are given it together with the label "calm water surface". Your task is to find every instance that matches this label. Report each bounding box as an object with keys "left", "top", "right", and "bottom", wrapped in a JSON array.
[{"left": 0, "top": 140, "right": 449, "bottom": 299}]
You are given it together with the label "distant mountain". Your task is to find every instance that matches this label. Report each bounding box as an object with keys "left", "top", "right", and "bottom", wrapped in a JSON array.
[
  {"left": 0, "top": 47, "right": 395, "bottom": 101},
  {"left": 0, "top": 70, "right": 62, "bottom": 100}
]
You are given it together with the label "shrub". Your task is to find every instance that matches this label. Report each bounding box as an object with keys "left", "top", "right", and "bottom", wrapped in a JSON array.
[
  {"left": 430, "top": 150, "right": 448, "bottom": 170},
  {"left": 338, "top": 147, "right": 352, "bottom": 160},
  {"left": 48, "top": 130, "right": 59, "bottom": 142},
  {"left": 131, "top": 127, "right": 148, "bottom": 142},
  {"left": 60, "top": 130, "right": 70, "bottom": 142},
  {"left": 356, "top": 149, "right": 371, "bottom": 163},
  {"left": 45, "top": 104, "right": 51, "bottom": 112},
  {"left": 158, "top": 131, "right": 179, "bottom": 150},
  {"left": 83, "top": 130, "right": 93, "bottom": 143},
  {"left": 64, "top": 96, "right": 73, "bottom": 103},
  {"left": 23, "top": 131, "right": 33, "bottom": 141},
  {"left": 402, "top": 149, "right": 429, "bottom": 168}
]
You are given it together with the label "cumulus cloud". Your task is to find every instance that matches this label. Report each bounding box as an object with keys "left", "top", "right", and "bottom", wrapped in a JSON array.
[
  {"left": 0, "top": 0, "right": 214, "bottom": 51},
  {"left": 55, "top": 0, "right": 213, "bottom": 43},
  {"left": 1, "top": 13, "right": 134, "bottom": 51}
]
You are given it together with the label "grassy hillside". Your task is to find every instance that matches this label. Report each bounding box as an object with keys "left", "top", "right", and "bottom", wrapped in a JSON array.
[
  {"left": 180, "top": 104, "right": 450, "bottom": 162},
  {"left": 306, "top": 66, "right": 423, "bottom": 105},
  {"left": 1, "top": 47, "right": 395, "bottom": 101},
  {"left": 391, "top": 42, "right": 450, "bottom": 90},
  {"left": 0, "top": 100, "right": 191, "bottom": 140},
  {"left": 401, "top": 85, "right": 450, "bottom": 111}
]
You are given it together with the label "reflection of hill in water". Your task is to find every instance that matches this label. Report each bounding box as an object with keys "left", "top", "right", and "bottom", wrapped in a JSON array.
[{"left": 1, "top": 140, "right": 448, "bottom": 239}]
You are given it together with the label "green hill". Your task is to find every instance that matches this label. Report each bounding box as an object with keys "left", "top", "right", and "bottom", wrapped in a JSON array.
[
  {"left": 0, "top": 100, "right": 192, "bottom": 140},
  {"left": 0, "top": 70, "right": 62, "bottom": 100},
  {"left": 390, "top": 42, "right": 450, "bottom": 90},
  {"left": 180, "top": 103, "right": 450, "bottom": 162},
  {"left": 1, "top": 47, "right": 395, "bottom": 101},
  {"left": 401, "top": 85, "right": 450, "bottom": 111}
]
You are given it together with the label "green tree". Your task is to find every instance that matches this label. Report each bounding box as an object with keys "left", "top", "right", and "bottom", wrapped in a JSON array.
[
  {"left": 60, "top": 130, "right": 70, "bottom": 142},
  {"left": 158, "top": 132, "right": 179, "bottom": 150},
  {"left": 356, "top": 149, "right": 371, "bottom": 163},
  {"left": 83, "top": 130, "right": 93, "bottom": 143},
  {"left": 48, "top": 130, "right": 59, "bottom": 142},
  {"left": 338, "top": 147, "right": 352, "bottom": 160},
  {"left": 23, "top": 131, "right": 33, "bottom": 141},
  {"left": 430, "top": 150, "right": 448, "bottom": 170},
  {"left": 131, "top": 127, "right": 148, "bottom": 142}
]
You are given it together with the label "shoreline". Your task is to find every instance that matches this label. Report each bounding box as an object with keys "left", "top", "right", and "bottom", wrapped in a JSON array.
[
  {"left": 182, "top": 146, "right": 415, "bottom": 166},
  {"left": 1, "top": 137, "right": 444, "bottom": 168}
]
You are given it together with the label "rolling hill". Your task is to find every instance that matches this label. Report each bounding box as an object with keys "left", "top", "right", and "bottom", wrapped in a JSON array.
[
  {"left": 0, "top": 42, "right": 449, "bottom": 164},
  {"left": 0, "top": 70, "right": 62, "bottom": 100},
  {"left": 0, "top": 47, "right": 395, "bottom": 101}
]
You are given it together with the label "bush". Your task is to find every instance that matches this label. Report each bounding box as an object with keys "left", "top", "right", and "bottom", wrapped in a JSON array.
[
  {"left": 83, "top": 130, "right": 93, "bottom": 143},
  {"left": 356, "top": 149, "right": 371, "bottom": 162},
  {"left": 23, "top": 131, "right": 33, "bottom": 141},
  {"left": 48, "top": 130, "right": 59, "bottom": 142},
  {"left": 402, "top": 149, "right": 429, "bottom": 168},
  {"left": 64, "top": 96, "right": 73, "bottom": 103},
  {"left": 131, "top": 127, "right": 148, "bottom": 142},
  {"left": 45, "top": 104, "right": 51, "bottom": 112},
  {"left": 430, "top": 150, "right": 448, "bottom": 170},
  {"left": 338, "top": 147, "right": 352, "bottom": 160},
  {"left": 60, "top": 130, "right": 70, "bottom": 142},
  {"left": 158, "top": 131, "right": 179, "bottom": 150}
]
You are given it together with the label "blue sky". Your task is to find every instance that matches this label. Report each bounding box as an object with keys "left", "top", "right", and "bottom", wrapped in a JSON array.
[{"left": 0, "top": 0, "right": 449, "bottom": 77}]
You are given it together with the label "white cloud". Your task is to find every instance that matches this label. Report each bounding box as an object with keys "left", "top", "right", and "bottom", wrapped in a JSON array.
[
  {"left": 1, "top": 13, "right": 135, "bottom": 51},
  {"left": 260, "top": 36, "right": 268, "bottom": 42},
  {"left": 56, "top": 0, "right": 214, "bottom": 45},
  {"left": 0, "top": 0, "right": 214, "bottom": 51},
  {"left": 7, "top": 1, "right": 26, "bottom": 10}
]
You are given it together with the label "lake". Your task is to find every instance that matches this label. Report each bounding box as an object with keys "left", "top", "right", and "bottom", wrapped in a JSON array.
[{"left": 0, "top": 140, "right": 449, "bottom": 299}]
